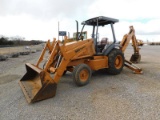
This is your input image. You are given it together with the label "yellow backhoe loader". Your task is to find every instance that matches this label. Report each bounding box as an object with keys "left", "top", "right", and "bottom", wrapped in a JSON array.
[{"left": 19, "top": 16, "right": 142, "bottom": 103}]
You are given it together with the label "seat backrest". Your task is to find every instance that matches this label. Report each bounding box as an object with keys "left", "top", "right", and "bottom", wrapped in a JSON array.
[{"left": 102, "top": 43, "right": 115, "bottom": 55}]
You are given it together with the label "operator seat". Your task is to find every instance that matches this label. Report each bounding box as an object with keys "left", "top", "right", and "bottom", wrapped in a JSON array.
[{"left": 97, "top": 37, "right": 108, "bottom": 53}]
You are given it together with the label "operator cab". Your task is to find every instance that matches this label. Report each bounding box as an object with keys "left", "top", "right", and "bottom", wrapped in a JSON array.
[{"left": 80, "top": 16, "right": 119, "bottom": 55}]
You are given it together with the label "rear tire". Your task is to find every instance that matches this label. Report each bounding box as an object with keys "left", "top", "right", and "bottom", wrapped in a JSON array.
[
  {"left": 73, "top": 64, "right": 91, "bottom": 86},
  {"left": 106, "top": 48, "right": 124, "bottom": 75}
]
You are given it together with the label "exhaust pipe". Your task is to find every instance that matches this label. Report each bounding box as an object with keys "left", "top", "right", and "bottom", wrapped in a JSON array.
[{"left": 75, "top": 20, "right": 79, "bottom": 40}]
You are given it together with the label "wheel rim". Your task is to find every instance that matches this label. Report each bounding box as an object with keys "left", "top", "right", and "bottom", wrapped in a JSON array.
[
  {"left": 79, "top": 69, "right": 89, "bottom": 82},
  {"left": 115, "top": 55, "right": 123, "bottom": 69}
]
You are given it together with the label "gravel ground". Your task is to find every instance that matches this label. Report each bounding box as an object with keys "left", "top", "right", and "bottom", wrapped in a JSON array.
[{"left": 0, "top": 45, "right": 160, "bottom": 120}]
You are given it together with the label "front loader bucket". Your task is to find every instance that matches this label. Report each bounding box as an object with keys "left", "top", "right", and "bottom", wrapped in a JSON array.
[
  {"left": 130, "top": 54, "right": 141, "bottom": 63},
  {"left": 19, "top": 63, "right": 57, "bottom": 103}
]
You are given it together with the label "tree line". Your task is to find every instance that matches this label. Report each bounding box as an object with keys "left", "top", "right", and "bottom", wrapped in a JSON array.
[{"left": 0, "top": 36, "right": 44, "bottom": 46}]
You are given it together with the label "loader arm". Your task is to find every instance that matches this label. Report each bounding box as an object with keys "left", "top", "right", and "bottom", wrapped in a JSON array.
[
  {"left": 51, "top": 39, "right": 95, "bottom": 83},
  {"left": 36, "top": 38, "right": 56, "bottom": 67}
]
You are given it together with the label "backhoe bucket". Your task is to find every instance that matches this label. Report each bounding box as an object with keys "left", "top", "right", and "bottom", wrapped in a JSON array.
[
  {"left": 130, "top": 54, "right": 141, "bottom": 63},
  {"left": 19, "top": 63, "right": 57, "bottom": 103}
]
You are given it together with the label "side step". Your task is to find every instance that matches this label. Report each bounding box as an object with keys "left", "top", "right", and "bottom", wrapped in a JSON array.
[{"left": 124, "top": 59, "right": 143, "bottom": 74}]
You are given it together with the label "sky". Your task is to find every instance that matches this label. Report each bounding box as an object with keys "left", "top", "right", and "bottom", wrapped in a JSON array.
[{"left": 0, "top": 0, "right": 160, "bottom": 42}]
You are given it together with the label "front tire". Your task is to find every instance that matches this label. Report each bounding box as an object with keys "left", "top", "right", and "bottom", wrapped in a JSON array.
[
  {"left": 73, "top": 64, "right": 91, "bottom": 86},
  {"left": 106, "top": 48, "right": 124, "bottom": 75}
]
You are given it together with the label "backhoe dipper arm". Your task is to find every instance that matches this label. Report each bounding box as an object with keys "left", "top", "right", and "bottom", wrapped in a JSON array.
[
  {"left": 131, "top": 33, "right": 140, "bottom": 54},
  {"left": 120, "top": 26, "right": 140, "bottom": 56},
  {"left": 120, "top": 26, "right": 136, "bottom": 52}
]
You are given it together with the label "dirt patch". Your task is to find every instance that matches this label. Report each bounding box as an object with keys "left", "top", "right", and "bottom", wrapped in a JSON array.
[{"left": 0, "top": 74, "right": 21, "bottom": 85}]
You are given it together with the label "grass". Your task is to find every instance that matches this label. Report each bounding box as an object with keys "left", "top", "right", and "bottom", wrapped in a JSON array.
[{"left": 0, "top": 44, "right": 43, "bottom": 55}]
